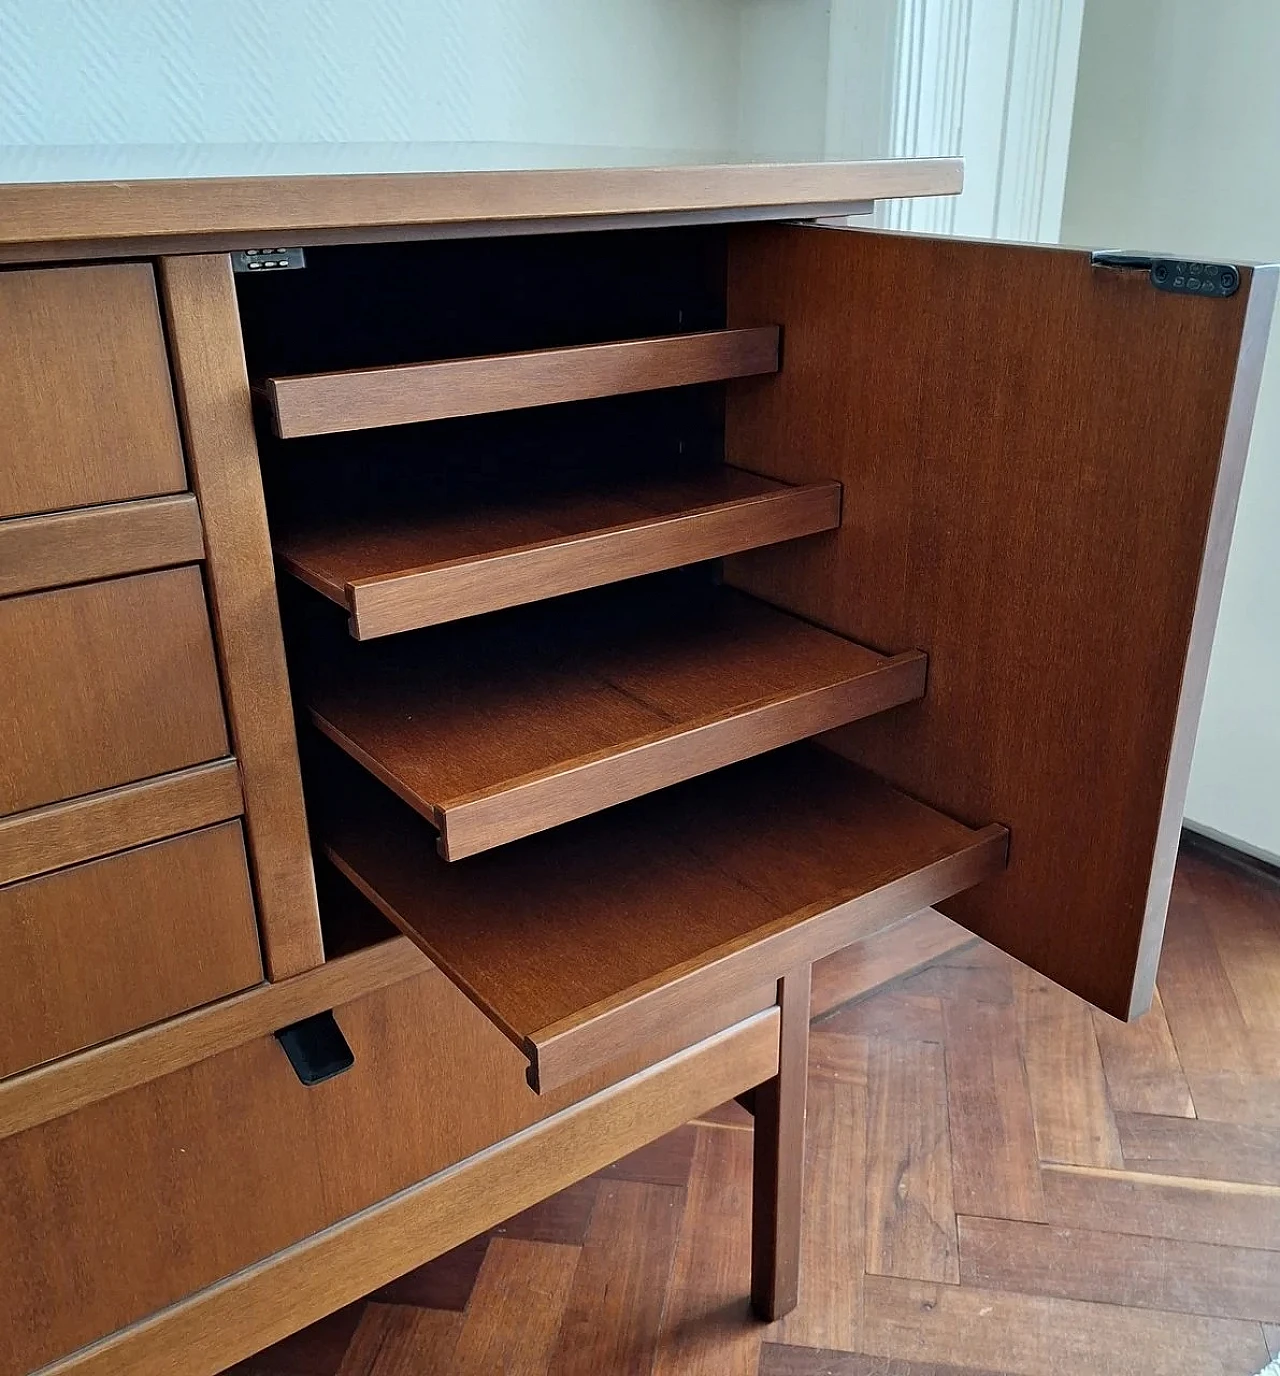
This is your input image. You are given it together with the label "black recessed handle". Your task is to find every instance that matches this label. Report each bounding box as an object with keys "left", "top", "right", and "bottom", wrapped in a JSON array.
[{"left": 275, "top": 1010, "right": 354, "bottom": 1086}]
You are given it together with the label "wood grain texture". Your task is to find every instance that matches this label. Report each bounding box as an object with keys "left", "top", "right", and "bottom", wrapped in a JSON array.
[
  {"left": 335, "top": 1304, "right": 460, "bottom": 1376},
  {"left": 823, "top": 991, "right": 945, "bottom": 1044},
  {"left": 725, "top": 225, "right": 1278, "bottom": 1019},
  {"left": 0, "top": 822, "right": 262, "bottom": 1079},
  {"left": 32, "top": 1008, "right": 778, "bottom": 1376},
  {"left": 811, "top": 911, "right": 975, "bottom": 1019},
  {"left": 600, "top": 1122, "right": 698, "bottom": 1187},
  {"left": 1013, "top": 964, "right": 1123, "bottom": 1168},
  {"left": 1181, "top": 847, "right": 1280, "bottom": 1033},
  {"left": 1153, "top": 877, "right": 1258, "bottom": 1075},
  {"left": 0, "top": 263, "right": 185, "bottom": 519},
  {"left": 771, "top": 1069, "right": 866, "bottom": 1351},
  {"left": 491, "top": 1179, "right": 599, "bottom": 1247},
  {"left": 751, "top": 966, "right": 811, "bottom": 1321},
  {"left": 941, "top": 999, "right": 1044, "bottom": 1222},
  {"left": 317, "top": 743, "right": 1007, "bottom": 1090},
  {"left": 0, "top": 567, "right": 228, "bottom": 815},
  {"left": 1187, "top": 1069, "right": 1280, "bottom": 1128},
  {"left": 0, "top": 757, "right": 241, "bottom": 887},
  {"left": 0, "top": 158, "right": 963, "bottom": 254},
  {"left": 0, "top": 934, "right": 424, "bottom": 1140},
  {"left": 0, "top": 493, "right": 204, "bottom": 598},
  {"left": 957, "top": 1215, "right": 1280, "bottom": 1322},
  {"left": 1093, "top": 988, "right": 1194, "bottom": 1118},
  {"left": 275, "top": 467, "right": 840, "bottom": 638},
  {"left": 1040, "top": 1163, "right": 1280, "bottom": 1250},
  {"left": 865, "top": 1038, "right": 959, "bottom": 1283},
  {"left": 219, "top": 848, "right": 1280, "bottom": 1376},
  {"left": 1116, "top": 1111, "right": 1280, "bottom": 1186},
  {"left": 265, "top": 327, "right": 778, "bottom": 437},
  {"left": 449, "top": 1240, "right": 579, "bottom": 1375},
  {"left": 159, "top": 253, "right": 323, "bottom": 979},
  {"left": 652, "top": 1125, "right": 759, "bottom": 1376},
  {"left": 859, "top": 1274, "right": 1269, "bottom": 1376},
  {"left": 896, "top": 943, "right": 1014, "bottom": 1007},
  {"left": 760, "top": 1351, "right": 1013, "bottom": 1376},
  {"left": 548, "top": 1180, "right": 684, "bottom": 1375},
  {"left": 371, "top": 1240, "right": 491, "bottom": 1314},
  {"left": 307, "top": 585, "right": 926, "bottom": 859}
]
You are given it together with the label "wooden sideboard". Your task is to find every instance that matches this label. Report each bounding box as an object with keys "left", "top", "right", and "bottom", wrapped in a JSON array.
[{"left": 0, "top": 155, "right": 1273, "bottom": 1375}]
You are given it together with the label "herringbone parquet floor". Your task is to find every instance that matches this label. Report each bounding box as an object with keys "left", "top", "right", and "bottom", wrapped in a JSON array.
[{"left": 227, "top": 844, "right": 1280, "bottom": 1376}]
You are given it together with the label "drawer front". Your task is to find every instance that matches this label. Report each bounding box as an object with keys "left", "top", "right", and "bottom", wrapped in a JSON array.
[
  {"left": 0, "top": 567, "right": 229, "bottom": 815},
  {"left": 0, "top": 264, "right": 186, "bottom": 520},
  {"left": 0, "top": 968, "right": 763, "bottom": 1374},
  {"left": 0, "top": 822, "right": 262, "bottom": 1079}
]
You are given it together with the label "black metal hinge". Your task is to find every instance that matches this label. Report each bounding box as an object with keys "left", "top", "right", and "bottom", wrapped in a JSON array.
[
  {"left": 1091, "top": 250, "right": 1240, "bottom": 298},
  {"left": 232, "top": 247, "right": 307, "bottom": 273},
  {"left": 275, "top": 1011, "right": 354, "bottom": 1086}
]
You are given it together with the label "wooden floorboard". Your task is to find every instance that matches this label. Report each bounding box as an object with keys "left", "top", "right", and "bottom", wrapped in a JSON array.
[
  {"left": 1093, "top": 987, "right": 1195, "bottom": 1118},
  {"left": 865, "top": 1039, "right": 958, "bottom": 1283},
  {"left": 225, "top": 845, "right": 1280, "bottom": 1376},
  {"left": 957, "top": 1214, "right": 1280, "bottom": 1321},
  {"left": 548, "top": 1180, "right": 684, "bottom": 1375},
  {"left": 940, "top": 998, "right": 1045, "bottom": 1222}
]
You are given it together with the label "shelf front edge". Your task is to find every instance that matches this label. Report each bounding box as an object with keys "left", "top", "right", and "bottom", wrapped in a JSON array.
[{"left": 526, "top": 822, "right": 1008, "bottom": 1091}]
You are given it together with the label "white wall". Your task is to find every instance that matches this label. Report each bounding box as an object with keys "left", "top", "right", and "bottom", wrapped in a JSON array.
[
  {"left": 0, "top": 0, "right": 1084, "bottom": 219},
  {"left": 0, "top": 0, "right": 744, "bottom": 157},
  {"left": 1062, "top": 0, "right": 1280, "bottom": 861},
  {"left": 737, "top": 0, "right": 834, "bottom": 161}
]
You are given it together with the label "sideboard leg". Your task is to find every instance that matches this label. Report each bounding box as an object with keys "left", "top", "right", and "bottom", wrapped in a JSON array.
[{"left": 750, "top": 962, "right": 811, "bottom": 1321}]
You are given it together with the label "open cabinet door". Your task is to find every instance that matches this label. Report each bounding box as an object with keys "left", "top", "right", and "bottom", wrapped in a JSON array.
[{"left": 724, "top": 225, "right": 1276, "bottom": 1020}]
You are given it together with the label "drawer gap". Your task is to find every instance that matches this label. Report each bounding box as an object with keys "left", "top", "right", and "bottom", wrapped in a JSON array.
[
  {"left": 295, "top": 575, "right": 928, "bottom": 860},
  {"left": 312, "top": 740, "right": 1007, "bottom": 1093}
]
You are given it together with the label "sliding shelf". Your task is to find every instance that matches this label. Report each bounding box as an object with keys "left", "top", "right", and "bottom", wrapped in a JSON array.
[
  {"left": 275, "top": 466, "right": 841, "bottom": 638},
  {"left": 316, "top": 743, "right": 1008, "bottom": 1092},
  {"left": 262, "top": 326, "right": 780, "bottom": 438},
  {"left": 306, "top": 584, "right": 927, "bottom": 860}
]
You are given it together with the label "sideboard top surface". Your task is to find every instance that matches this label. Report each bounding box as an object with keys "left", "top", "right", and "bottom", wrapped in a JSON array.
[{"left": 0, "top": 149, "right": 962, "bottom": 260}]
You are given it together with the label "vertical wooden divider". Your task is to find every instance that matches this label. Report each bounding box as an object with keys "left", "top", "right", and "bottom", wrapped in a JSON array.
[
  {"left": 751, "top": 963, "right": 812, "bottom": 1320},
  {"left": 159, "top": 254, "right": 324, "bottom": 979}
]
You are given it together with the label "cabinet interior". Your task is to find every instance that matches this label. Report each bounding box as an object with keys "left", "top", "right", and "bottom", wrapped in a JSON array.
[
  {"left": 238, "top": 226, "right": 743, "bottom": 962},
  {"left": 234, "top": 226, "right": 1002, "bottom": 1065}
]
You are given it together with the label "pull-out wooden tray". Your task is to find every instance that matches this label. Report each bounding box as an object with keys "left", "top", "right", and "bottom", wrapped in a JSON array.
[
  {"left": 306, "top": 584, "right": 927, "bottom": 859},
  {"left": 275, "top": 466, "right": 840, "bottom": 638},
  {"left": 316, "top": 743, "right": 1007, "bottom": 1092},
  {"left": 262, "top": 327, "right": 780, "bottom": 438}
]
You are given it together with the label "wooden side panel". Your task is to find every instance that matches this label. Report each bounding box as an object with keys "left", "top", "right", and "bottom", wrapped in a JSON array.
[
  {"left": 158, "top": 254, "right": 323, "bottom": 979},
  {"left": 725, "top": 225, "right": 1277, "bottom": 1018},
  {"left": 0, "top": 970, "right": 773, "bottom": 1375},
  {"left": 0, "top": 568, "right": 229, "bottom": 814},
  {"left": 0, "top": 822, "right": 263, "bottom": 1078},
  {"left": 0, "top": 264, "right": 186, "bottom": 519}
]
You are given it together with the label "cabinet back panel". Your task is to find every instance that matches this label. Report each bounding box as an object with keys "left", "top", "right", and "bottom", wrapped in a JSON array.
[
  {"left": 724, "top": 225, "right": 1275, "bottom": 1018},
  {"left": 235, "top": 229, "right": 727, "bottom": 378},
  {"left": 237, "top": 229, "right": 731, "bottom": 535}
]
